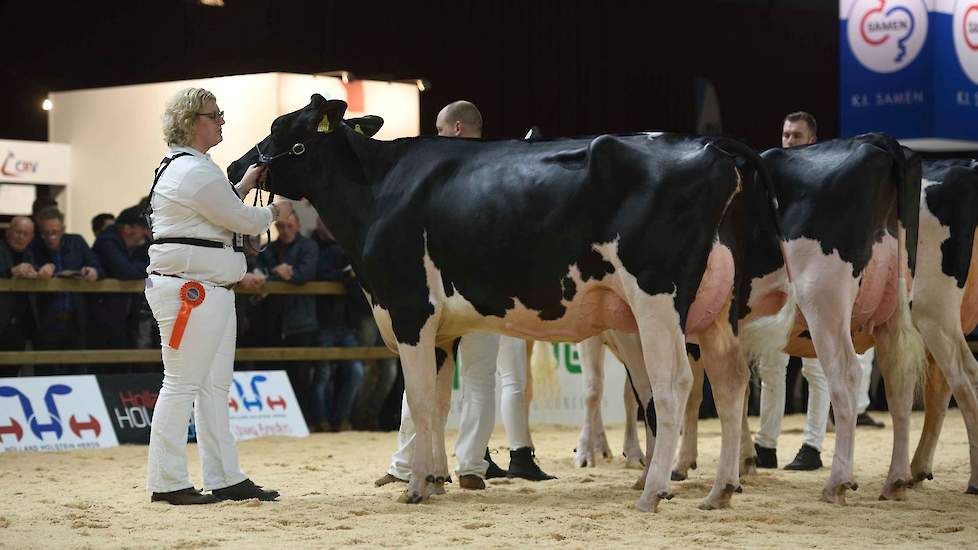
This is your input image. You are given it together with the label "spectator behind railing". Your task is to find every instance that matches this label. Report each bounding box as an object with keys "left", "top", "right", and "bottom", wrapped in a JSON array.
[
  {"left": 309, "top": 219, "right": 365, "bottom": 433},
  {"left": 29, "top": 206, "right": 103, "bottom": 375},
  {"left": 90, "top": 212, "right": 115, "bottom": 241},
  {"left": 256, "top": 212, "right": 319, "bottom": 424},
  {"left": 0, "top": 216, "right": 40, "bottom": 374},
  {"left": 88, "top": 206, "right": 153, "bottom": 372}
]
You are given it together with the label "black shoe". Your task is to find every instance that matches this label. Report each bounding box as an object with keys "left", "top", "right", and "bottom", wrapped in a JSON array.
[
  {"left": 856, "top": 412, "right": 885, "bottom": 428},
  {"left": 507, "top": 447, "right": 557, "bottom": 481},
  {"left": 459, "top": 474, "right": 486, "bottom": 490},
  {"left": 485, "top": 448, "right": 507, "bottom": 479},
  {"left": 754, "top": 443, "right": 778, "bottom": 469},
  {"left": 151, "top": 487, "right": 219, "bottom": 505},
  {"left": 212, "top": 478, "right": 280, "bottom": 501},
  {"left": 784, "top": 444, "right": 822, "bottom": 471}
]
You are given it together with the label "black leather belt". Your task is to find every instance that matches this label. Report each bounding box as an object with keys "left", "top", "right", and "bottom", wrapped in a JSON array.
[
  {"left": 150, "top": 272, "right": 235, "bottom": 290},
  {"left": 154, "top": 237, "right": 245, "bottom": 253}
]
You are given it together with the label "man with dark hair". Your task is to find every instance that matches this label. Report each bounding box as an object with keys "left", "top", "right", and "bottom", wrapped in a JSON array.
[
  {"left": 91, "top": 213, "right": 116, "bottom": 239},
  {"left": 89, "top": 206, "right": 153, "bottom": 370},
  {"left": 30, "top": 206, "right": 102, "bottom": 374},
  {"left": 781, "top": 111, "right": 817, "bottom": 148},
  {"left": 0, "top": 216, "right": 40, "bottom": 367}
]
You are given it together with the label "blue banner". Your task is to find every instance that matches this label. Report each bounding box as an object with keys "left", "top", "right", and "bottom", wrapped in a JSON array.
[
  {"left": 934, "top": 3, "right": 978, "bottom": 140},
  {"left": 840, "top": 0, "right": 934, "bottom": 138}
]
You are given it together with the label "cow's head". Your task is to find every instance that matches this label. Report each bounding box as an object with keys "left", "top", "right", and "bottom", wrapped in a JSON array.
[{"left": 227, "top": 94, "right": 384, "bottom": 201}]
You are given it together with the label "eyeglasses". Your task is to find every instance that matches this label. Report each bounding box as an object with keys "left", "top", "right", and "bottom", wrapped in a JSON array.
[{"left": 197, "top": 110, "right": 225, "bottom": 121}]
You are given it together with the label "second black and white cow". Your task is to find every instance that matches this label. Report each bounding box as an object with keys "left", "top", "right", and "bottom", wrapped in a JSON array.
[
  {"left": 909, "top": 159, "right": 978, "bottom": 494},
  {"left": 228, "top": 94, "right": 779, "bottom": 512},
  {"left": 575, "top": 134, "right": 926, "bottom": 503}
]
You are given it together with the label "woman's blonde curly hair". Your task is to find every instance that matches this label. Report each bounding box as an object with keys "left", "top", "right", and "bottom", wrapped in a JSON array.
[{"left": 162, "top": 88, "right": 216, "bottom": 146}]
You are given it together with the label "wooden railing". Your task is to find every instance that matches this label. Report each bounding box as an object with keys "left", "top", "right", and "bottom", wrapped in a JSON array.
[{"left": 0, "top": 278, "right": 397, "bottom": 369}]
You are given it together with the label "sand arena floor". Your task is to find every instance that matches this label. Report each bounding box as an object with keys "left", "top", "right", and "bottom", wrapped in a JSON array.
[{"left": 0, "top": 411, "right": 976, "bottom": 549}]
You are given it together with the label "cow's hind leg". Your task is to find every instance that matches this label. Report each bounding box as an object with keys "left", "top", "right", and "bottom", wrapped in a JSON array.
[
  {"left": 672, "top": 348, "right": 703, "bottom": 482},
  {"left": 429, "top": 343, "right": 457, "bottom": 496},
  {"left": 695, "top": 299, "right": 747, "bottom": 510},
  {"left": 623, "top": 376, "right": 645, "bottom": 469},
  {"left": 630, "top": 299, "right": 693, "bottom": 513},
  {"left": 874, "top": 282, "right": 928, "bottom": 501},
  {"left": 601, "top": 331, "right": 655, "bottom": 490},
  {"left": 396, "top": 327, "right": 439, "bottom": 504},
  {"left": 910, "top": 355, "right": 951, "bottom": 486},
  {"left": 575, "top": 336, "right": 612, "bottom": 467}
]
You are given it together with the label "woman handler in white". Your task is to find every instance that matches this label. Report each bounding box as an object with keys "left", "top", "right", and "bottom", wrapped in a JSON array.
[{"left": 146, "top": 87, "right": 293, "bottom": 505}]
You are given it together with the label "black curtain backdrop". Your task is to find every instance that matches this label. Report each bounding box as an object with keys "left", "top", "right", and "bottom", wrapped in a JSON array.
[{"left": 0, "top": 1, "right": 837, "bottom": 150}]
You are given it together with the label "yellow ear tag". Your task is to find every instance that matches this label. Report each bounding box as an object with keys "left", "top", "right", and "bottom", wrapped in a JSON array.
[
  {"left": 353, "top": 123, "right": 364, "bottom": 135},
  {"left": 318, "top": 115, "right": 331, "bottom": 133}
]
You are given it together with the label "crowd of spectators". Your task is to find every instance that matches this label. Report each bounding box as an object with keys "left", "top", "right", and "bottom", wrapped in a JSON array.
[{"left": 0, "top": 197, "right": 400, "bottom": 432}]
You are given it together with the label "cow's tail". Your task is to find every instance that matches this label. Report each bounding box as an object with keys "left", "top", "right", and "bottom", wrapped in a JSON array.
[
  {"left": 873, "top": 134, "right": 928, "bottom": 394},
  {"left": 708, "top": 138, "right": 798, "bottom": 367}
]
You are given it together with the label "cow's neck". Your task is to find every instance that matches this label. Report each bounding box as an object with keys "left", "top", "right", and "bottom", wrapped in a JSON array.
[{"left": 313, "top": 135, "right": 401, "bottom": 268}]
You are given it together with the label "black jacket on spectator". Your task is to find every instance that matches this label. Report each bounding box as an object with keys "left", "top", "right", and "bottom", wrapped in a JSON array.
[
  {"left": 257, "top": 233, "right": 319, "bottom": 337},
  {"left": 89, "top": 224, "right": 150, "bottom": 344},
  {"left": 0, "top": 240, "right": 39, "bottom": 340},
  {"left": 30, "top": 233, "right": 103, "bottom": 329}
]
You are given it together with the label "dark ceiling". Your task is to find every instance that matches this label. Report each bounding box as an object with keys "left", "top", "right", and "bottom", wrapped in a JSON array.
[{"left": 1, "top": 0, "right": 838, "bottom": 150}]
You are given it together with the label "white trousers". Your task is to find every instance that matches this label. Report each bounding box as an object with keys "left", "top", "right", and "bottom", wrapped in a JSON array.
[
  {"left": 755, "top": 349, "right": 874, "bottom": 452},
  {"left": 388, "top": 331, "right": 530, "bottom": 480},
  {"left": 145, "top": 275, "right": 247, "bottom": 493}
]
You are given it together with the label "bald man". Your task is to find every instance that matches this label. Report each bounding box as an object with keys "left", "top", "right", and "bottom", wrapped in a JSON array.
[
  {"left": 434, "top": 100, "right": 483, "bottom": 138},
  {"left": 0, "top": 216, "right": 39, "bottom": 356}
]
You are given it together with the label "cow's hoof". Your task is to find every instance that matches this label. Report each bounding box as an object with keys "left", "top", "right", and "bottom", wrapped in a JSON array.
[
  {"left": 698, "top": 483, "right": 737, "bottom": 511},
  {"left": 397, "top": 490, "right": 426, "bottom": 504},
  {"left": 574, "top": 450, "right": 593, "bottom": 468},
  {"left": 671, "top": 470, "right": 687, "bottom": 482},
  {"left": 741, "top": 457, "right": 757, "bottom": 477},
  {"left": 735, "top": 485, "right": 744, "bottom": 493},
  {"left": 966, "top": 485, "right": 978, "bottom": 495},
  {"left": 632, "top": 477, "right": 646, "bottom": 491},
  {"left": 910, "top": 471, "right": 933, "bottom": 488},
  {"left": 624, "top": 447, "right": 646, "bottom": 470},
  {"left": 635, "top": 491, "right": 672, "bottom": 513},
  {"left": 821, "top": 481, "right": 857, "bottom": 505},
  {"left": 879, "top": 478, "right": 909, "bottom": 501},
  {"left": 430, "top": 481, "right": 447, "bottom": 496},
  {"left": 625, "top": 456, "right": 645, "bottom": 470}
]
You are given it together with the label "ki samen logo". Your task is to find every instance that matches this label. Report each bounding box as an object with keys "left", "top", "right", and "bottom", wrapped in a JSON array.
[
  {"left": 848, "top": 0, "right": 928, "bottom": 73},
  {"left": 954, "top": 1, "right": 978, "bottom": 85}
]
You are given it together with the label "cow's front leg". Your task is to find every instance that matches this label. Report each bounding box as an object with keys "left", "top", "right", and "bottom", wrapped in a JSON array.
[
  {"left": 633, "top": 309, "right": 692, "bottom": 513},
  {"left": 672, "top": 350, "right": 704, "bottom": 481},
  {"left": 575, "top": 336, "right": 611, "bottom": 467},
  {"left": 397, "top": 332, "right": 439, "bottom": 504},
  {"left": 429, "top": 342, "right": 457, "bottom": 496}
]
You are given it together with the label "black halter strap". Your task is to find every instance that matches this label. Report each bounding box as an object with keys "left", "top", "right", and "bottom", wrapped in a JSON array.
[{"left": 146, "top": 152, "right": 245, "bottom": 253}]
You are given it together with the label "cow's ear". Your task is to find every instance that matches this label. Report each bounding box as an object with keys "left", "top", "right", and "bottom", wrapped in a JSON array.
[
  {"left": 314, "top": 98, "right": 348, "bottom": 134},
  {"left": 344, "top": 115, "right": 384, "bottom": 137}
]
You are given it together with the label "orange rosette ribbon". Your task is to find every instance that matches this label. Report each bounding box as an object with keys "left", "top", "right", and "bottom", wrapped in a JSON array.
[{"left": 169, "top": 281, "right": 206, "bottom": 350}]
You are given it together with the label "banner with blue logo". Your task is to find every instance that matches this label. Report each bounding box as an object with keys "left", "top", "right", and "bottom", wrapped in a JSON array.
[
  {"left": 227, "top": 371, "right": 309, "bottom": 440},
  {"left": 840, "top": 0, "right": 934, "bottom": 138},
  {"left": 0, "top": 375, "right": 118, "bottom": 452},
  {"left": 934, "top": 1, "right": 978, "bottom": 140}
]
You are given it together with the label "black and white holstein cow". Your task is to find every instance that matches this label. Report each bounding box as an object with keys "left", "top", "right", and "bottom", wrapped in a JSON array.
[
  {"left": 575, "top": 134, "right": 927, "bottom": 503},
  {"left": 909, "top": 159, "right": 978, "bottom": 494},
  {"left": 228, "top": 94, "right": 779, "bottom": 512}
]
